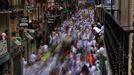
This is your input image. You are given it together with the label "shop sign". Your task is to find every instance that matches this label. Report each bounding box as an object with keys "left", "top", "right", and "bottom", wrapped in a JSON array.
[
  {"left": 0, "top": 40, "right": 8, "bottom": 57},
  {"left": 19, "top": 16, "right": 29, "bottom": 27},
  {"left": 11, "top": 45, "right": 24, "bottom": 57}
]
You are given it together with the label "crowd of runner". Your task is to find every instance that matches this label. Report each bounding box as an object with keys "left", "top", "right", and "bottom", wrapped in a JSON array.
[
  {"left": 48, "top": 6, "right": 108, "bottom": 75},
  {"left": 23, "top": 6, "right": 110, "bottom": 75}
]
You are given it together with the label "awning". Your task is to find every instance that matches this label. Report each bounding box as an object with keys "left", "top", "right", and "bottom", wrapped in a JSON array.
[{"left": 0, "top": 53, "right": 10, "bottom": 65}]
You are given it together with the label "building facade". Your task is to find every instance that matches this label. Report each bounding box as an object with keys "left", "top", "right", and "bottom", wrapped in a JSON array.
[
  {"left": 129, "top": 0, "right": 134, "bottom": 75},
  {"left": 0, "top": 0, "right": 39, "bottom": 75},
  {"left": 104, "top": 0, "right": 134, "bottom": 75},
  {"left": 0, "top": 0, "right": 12, "bottom": 75},
  {"left": 116, "top": 0, "right": 134, "bottom": 75}
]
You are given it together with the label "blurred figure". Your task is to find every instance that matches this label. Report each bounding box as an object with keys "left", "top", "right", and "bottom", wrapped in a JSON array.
[
  {"left": 35, "top": 30, "right": 42, "bottom": 49},
  {"left": 40, "top": 44, "right": 48, "bottom": 53},
  {"left": 30, "top": 52, "right": 37, "bottom": 64},
  {"left": 80, "top": 65, "right": 90, "bottom": 75},
  {"left": 22, "top": 57, "right": 27, "bottom": 67},
  {"left": 89, "top": 64, "right": 97, "bottom": 75}
]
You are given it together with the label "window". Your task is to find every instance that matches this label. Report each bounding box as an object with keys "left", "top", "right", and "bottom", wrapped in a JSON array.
[{"left": 0, "top": 0, "right": 9, "bottom": 10}]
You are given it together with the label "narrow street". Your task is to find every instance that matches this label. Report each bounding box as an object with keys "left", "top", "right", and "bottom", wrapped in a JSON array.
[{"left": 0, "top": 0, "right": 133, "bottom": 75}]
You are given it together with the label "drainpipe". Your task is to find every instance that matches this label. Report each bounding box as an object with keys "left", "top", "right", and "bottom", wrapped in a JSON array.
[{"left": 111, "top": 0, "right": 114, "bottom": 16}]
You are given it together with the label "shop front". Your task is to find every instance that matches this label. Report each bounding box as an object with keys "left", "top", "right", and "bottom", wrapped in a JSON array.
[
  {"left": 0, "top": 40, "right": 11, "bottom": 75},
  {"left": 11, "top": 45, "right": 25, "bottom": 75}
]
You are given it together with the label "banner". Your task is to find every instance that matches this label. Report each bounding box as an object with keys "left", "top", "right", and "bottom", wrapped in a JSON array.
[{"left": 0, "top": 40, "right": 7, "bottom": 56}]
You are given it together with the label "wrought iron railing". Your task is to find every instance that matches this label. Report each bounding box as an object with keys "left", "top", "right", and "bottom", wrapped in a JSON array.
[{"left": 99, "top": 8, "right": 129, "bottom": 75}]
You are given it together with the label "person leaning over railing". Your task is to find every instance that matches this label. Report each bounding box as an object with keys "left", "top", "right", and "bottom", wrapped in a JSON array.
[{"left": 1, "top": 30, "right": 9, "bottom": 40}]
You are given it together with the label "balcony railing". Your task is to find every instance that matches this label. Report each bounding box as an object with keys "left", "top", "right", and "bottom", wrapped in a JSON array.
[{"left": 97, "top": 7, "right": 129, "bottom": 75}]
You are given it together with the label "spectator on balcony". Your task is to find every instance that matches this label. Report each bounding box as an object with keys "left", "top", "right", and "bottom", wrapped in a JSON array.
[{"left": 1, "top": 30, "right": 8, "bottom": 40}]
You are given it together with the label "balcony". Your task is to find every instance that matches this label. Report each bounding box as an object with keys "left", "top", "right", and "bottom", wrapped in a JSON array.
[{"left": 97, "top": 8, "right": 129, "bottom": 75}]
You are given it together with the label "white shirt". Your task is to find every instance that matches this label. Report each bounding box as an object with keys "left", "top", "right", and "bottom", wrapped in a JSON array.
[
  {"left": 90, "top": 39, "right": 97, "bottom": 46},
  {"left": 99, "top": 25, "right": 104, "bottom": 35},
  {"left": 83, "top": 40, "right": 88, "bottom": 48},
  {"left": 93, "top": 27, "right": 101, "bottom": 33},
  {"left": 98, "top": 47, "right": 107, "bottom": 57},
  {"left": 22, "top": 58, "right": 27, "bottom": 67},
  {"left": 30, "top": 53, "right": 37, "bottom": 63},
  {"left": 89, "top": 65, "right": 97, "bottom": 75},
  {"left": 71, "top": 46, "right": 77, "bottom": 53},
  {"left": 41, "top": 45, "right": 48, "bottom": 52},
  {"left": 77, "top": 40, "right": 83, "bottom": 48},
  {"left": 68, "top": 27, "right": 72, "bottom": 35},
  {"left": 87, "top": 41, "right": 92, "bottom": 50},
  {"left": 52, "top": 35, "right": 57, "bottom": 46}
]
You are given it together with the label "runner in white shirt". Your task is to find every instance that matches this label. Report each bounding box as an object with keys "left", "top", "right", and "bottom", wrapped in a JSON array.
[
  {"left": 41, "top": 44, "right": 48, "bottom": 53},
  {"left": 30, "top": 53, "right": 37, "bottom": 64},
  {"left": 89, "top": 64, "right": 97, "bottom": 75}
]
